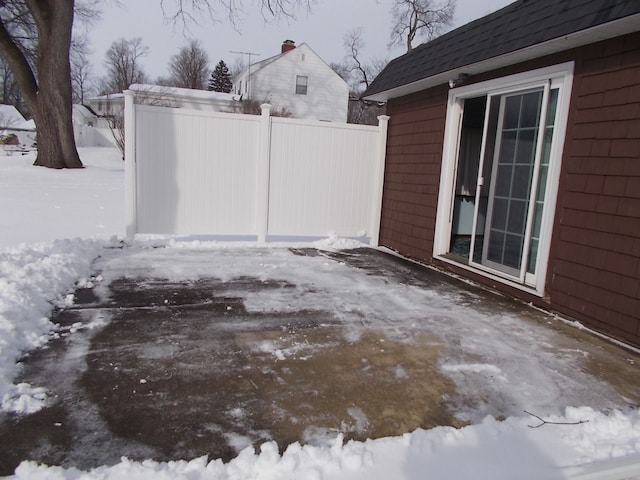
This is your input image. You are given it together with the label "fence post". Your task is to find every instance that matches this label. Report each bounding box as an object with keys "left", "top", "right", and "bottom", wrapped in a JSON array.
[
  {"left": 370, "top": 114, "right": 390, "bottom": 247},
  {"left": 124, "top": 89, "right": 137, "bottom": 239},
  {"left": 256, "top": 103, "right": 272, "bottom": 243}
]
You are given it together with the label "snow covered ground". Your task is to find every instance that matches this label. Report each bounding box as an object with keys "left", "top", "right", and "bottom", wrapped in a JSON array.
[
  {"left": 1, "top": 147, "right": 639, "bottom": 479},
  {"left": 0, "top": 147, "right": 124, "bottom": 248}
]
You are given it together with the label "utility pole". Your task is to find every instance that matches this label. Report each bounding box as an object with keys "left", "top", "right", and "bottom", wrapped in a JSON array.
[{"left": 230, "top": 50, "right": 260, "bottom": 100}]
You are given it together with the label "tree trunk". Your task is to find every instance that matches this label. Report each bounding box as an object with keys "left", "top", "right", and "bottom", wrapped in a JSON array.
[
  {"left": 0, "top": 1, "right": 82, "bottom": 168},
  {"left": 30, "top": 1, "right": 82, "bottom": 168}
]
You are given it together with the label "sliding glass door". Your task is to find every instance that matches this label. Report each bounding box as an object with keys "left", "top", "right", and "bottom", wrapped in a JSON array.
[{"left": 447, "top": 81, "right": 560, "bottom": 286}]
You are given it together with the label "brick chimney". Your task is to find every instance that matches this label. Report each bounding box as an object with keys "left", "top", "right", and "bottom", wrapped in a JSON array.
[{"left": 281, "top": 40, "right": 296, "bottom": 53}]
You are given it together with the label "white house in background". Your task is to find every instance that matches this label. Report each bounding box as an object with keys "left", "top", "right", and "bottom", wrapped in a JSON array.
[
  {"left": 233, "top": 40, "right": 349, "bottom": 122},
  {"left": 72, "top": 104, "right": 115, "bottom": 148},
  {"left": 0, "top": 104, "right": 36, "bottom": 146},
  {"left": 85, "top": 92, "right": 124, "bottom": 125},
  {"left": 76, "top": 85, "right": 239, "bottom": 147},
  {"left": 73, "top": 104, "right": 96, "bottom": 127}
]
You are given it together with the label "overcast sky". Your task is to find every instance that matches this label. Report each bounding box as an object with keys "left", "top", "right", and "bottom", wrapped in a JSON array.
[{"left": 86, "top": 0, "right": 514, "bottom": 84}]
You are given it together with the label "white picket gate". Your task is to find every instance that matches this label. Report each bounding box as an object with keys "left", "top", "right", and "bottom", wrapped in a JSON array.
[{"left": 124, "top": 91, "right": 389, "bottom": 244}]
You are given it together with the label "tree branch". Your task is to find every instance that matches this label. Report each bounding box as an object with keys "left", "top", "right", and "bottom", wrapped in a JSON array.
[
  {"left": 0, "top": 16, "right": 37, "bottom": 107},
  {"left": 524, "top": 410, "right": 590, "bottom": 429}
]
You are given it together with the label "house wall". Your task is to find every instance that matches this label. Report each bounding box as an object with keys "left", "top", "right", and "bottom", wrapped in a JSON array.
[
  {"left": 87, "top": 96, "right": 124, "bottom": 117},
  {"left": 548, "top": 32, "right": 640, "bottom": 345},
  {"left": 237, "top": 45, "right": 349, "bottom": 122},
  {"left": 380, "top": 85, "right": 448, "bottom": 260},
  {"left": 380, "top": 32, "right": 640, "bottom": 347}
]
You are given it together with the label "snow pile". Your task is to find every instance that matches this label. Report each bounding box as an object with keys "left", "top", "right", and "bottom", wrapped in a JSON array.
[
  {"left": 313, "top": 234, "right": 366, "bottom": 251},
  {"left": 0, "top": 239, "right": 106, "bottom": 413},
  {"left": 560, "top": 407, "right": 640, "bottom": 461},
  {"left": 10, "top": 408, "right": 640, "bottom": 479}
]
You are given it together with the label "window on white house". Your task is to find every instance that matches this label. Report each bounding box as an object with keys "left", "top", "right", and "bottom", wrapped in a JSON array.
[
  {"left": 296, "top": 75, "right": 308, "bottom": 95},
  {"left": 434, "top": 63, "right": 573, "bottom": 294}
]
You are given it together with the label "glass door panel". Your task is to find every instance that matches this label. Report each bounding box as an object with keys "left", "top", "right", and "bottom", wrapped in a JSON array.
[
  {"left": 527, "top": 88, "right": 558, "bottom": 275},
  {"left": 481, "top": 90, "right": 543, "bottom": 276}
]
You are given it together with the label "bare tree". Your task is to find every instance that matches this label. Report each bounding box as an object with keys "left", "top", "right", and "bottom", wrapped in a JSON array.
[
  {"left": 102, "top": 37, "right": 149, "bottom": 93},
  {"left": 0, "top": 0, "right": 313, "bottom": 169},
  {"left": 0, "top": 56, "right": 16, "bottom": 103},
  {"left": 70, "top": 34, "right": 95, "bottom": 104},
  {"left": 338, "top": 29, "right": 387, "bottom": 125},
  {"left": 234, "top": 98, "right": 291, "bottom": 117},
  {"left": 329, "top": 61, "right": 350, "bottom": 83},
  {"left": 0, "top": 56, "right": 26, "bottom": 115},
  {"left": 169, "top": 39, "right": 209, "bottom": 90},
  {"left": 0, "top": 1, "right": 97, "bottom": 168},
  {"left": 389, "top": 0, "right": 455, "bottom": 52},
  {"left": 160, "top": 0, "right": 315, "bottom": 28},
  {"left": 230, "top": 57, "right": 246, "bottom": 78},
  {"left": 343, "top": 28, "right": 383, "bottom": 91},
  {"left": 155, "top": 75, "right": 176, "bottom": 87},
  {"left": 104, "top": 86, "right": 178, "bottom": 159}
]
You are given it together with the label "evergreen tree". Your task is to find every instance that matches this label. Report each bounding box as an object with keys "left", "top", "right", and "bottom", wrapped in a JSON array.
[{"left": 208, "top": 60, "right": 233, "bottom": 93}]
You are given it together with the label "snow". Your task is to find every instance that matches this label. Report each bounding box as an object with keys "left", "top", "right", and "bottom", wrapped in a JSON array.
[
  {"left": 8, "top": 410, "right": 640, "bottom": 480},
  {"left": 128, "top": 83, "right": 238, "bottom": 101},
  {"left": 0, "top": 147, "right": 639, "bottom": 479},
  {"left": 0, "top": 104, "right": 27, "bottom": 127},
  {"left": 0, "top": 147, "right": 124, "bottom": 247},
  {"left": 0, "top": 239, "right": 107, "bottom": 414}
]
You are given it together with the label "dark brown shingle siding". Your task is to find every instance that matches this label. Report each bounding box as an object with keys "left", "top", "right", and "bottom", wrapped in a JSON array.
[
  {"left": 549, "top": 31, "right": 640, "bottom": 345},
  {"left": 379, "top": 86, "right": 448, "bottom": 261}
]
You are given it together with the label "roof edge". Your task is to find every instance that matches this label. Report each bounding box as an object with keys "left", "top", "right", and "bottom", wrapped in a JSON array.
[{"left": 364, "top": 12, "right": 640, "bottom": 102}]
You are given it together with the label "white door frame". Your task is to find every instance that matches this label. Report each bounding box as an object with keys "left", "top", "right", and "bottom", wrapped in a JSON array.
[{"left": 433, "top": 62, "right": 574, "bottom": 295}]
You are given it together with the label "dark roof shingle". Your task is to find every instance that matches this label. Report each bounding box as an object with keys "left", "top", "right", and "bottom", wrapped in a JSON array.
[{"left": 365, "top": 0, "right": 640, "bottom": 99}]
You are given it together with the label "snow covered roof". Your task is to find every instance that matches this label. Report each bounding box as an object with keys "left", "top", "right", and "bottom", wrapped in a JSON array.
[
  {"left": 89, "top": 93, "right": 125, "bottom": 101},
  {"left": 128, "top": 84, "right": 236, "bottom": 101},
  {"left": 15, "top": 119, "right": 35, "bottom": 130},
  {"left": 0, "top": 104, "right": 27, "bottom": 128},
  {"left": 73, "top": 104, "right": 97, "bottom": 118}
]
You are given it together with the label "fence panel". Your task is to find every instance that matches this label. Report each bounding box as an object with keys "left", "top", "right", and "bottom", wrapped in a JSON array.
[
  {"left": 268, "top": 118, "right": 380, "bottom": 239},
  {"left": 134, "top": 105, "right": 260, "bottom": 235}
]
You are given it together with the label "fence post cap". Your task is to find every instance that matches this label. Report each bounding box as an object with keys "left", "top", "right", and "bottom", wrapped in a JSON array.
[{"left": 260, "top": 103, "right": 272, "bottom": 115}]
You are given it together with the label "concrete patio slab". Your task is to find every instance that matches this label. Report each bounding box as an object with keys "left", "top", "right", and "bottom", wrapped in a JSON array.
[{"left": 0, "top": 246, "right": 638, "bottom": 475}]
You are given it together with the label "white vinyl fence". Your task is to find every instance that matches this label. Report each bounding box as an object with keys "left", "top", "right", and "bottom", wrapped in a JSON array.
[{"left": 124, "top": 90, "right": 389, "bottom": 244}]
